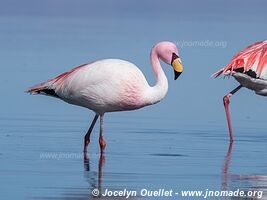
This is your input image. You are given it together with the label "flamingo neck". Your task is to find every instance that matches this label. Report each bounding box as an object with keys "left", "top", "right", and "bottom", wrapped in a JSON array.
[{"left": 145, "top": 47, "right": 168, "bottom": 105}]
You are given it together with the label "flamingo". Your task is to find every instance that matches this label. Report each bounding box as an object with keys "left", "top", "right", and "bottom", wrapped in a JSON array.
[
  {"left": 27, "top": 41, "right": 183, "bottom": 154},
  {"left": 212, "top": 40, "right": 267, "bottom": 142}
]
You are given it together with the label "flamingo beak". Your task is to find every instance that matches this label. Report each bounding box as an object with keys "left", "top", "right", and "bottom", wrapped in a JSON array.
[{"left": 171, "top": 53, "right": 183, "bottom": 80}]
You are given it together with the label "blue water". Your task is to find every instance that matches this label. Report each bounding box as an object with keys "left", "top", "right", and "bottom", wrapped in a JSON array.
[
  {"left": 1, "top": 1, "right": 267, "bottom": 199},
  {"left": 1, "top": 113, "right": 266, "bottom": 199}
]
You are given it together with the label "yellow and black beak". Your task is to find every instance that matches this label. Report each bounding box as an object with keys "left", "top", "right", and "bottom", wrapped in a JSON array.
[{"left": 171, "top": 53, "right": 183, "bottom": 80}]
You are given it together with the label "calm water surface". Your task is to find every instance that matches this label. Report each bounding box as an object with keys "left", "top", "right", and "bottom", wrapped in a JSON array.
[
  {"left": 1, "top": 114, "right": 266, "bottom": 200},
  {"left": 1, "top": 5, "right": 267, "bottom": 199}
]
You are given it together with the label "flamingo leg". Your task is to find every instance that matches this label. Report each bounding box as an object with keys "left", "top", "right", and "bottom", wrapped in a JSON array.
[
  {"left": 99, "top": 115, "right": 106, "bottom": 154},
  {"left": 84, "top": 114, "right": 99, "bottom": 153},
  {"left": 223, "top": 85, "right": 242, "bottom": 142}
]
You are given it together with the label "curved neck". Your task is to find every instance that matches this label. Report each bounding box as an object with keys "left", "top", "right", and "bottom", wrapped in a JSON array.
[{"left": 145, "top": 47, "right": 168, "bottom": 105}]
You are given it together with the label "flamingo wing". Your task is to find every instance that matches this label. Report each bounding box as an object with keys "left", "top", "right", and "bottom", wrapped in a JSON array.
[
  {"left": 212, "top": 40, "right": 267, "bottom": 79},
  {"left": 26, "top": 62, "right": 93, "bottom": 95}
]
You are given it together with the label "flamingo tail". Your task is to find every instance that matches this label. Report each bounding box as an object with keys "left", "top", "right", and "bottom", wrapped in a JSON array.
[
  {"left": 26, "top": 81, "right": 59, "bottom": 98},
  {"left": 26, "top": 62, "right": 91, "bottom": 97}
]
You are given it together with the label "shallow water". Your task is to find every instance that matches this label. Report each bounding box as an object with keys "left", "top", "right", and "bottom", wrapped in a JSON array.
[
  {"left": 1, "top": 2, "right": 267, "bottom": 199},
  {"left": 1, "top": 113, "right": 266, "bottom": 200}
]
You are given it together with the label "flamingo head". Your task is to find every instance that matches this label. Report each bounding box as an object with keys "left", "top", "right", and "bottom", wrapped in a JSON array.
[{"left": 155, "top": 41, "right": 183, "bottom": 80}]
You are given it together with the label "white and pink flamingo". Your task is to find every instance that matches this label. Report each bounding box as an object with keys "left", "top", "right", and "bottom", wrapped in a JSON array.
[
  {"left": 27, "top": 41, "right": 183, "bottom": 154},
  {"left": 213, "top": 40, "right": 267, "bottom": 142}
]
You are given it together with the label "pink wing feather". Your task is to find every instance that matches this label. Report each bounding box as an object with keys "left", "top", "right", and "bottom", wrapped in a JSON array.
[
  {"left": 212, "top": 40, "right": 267, "bottom": 79},
  {"left": 27, "top": 62, "right": 92, "bottom": 94}
]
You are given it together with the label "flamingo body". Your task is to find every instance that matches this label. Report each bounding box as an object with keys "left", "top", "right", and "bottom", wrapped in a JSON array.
[
  {"left": 30, "top": 59, "right": 154, "bottom": 114},
  {"left": 213, "top": 40, "right": 267, "bottom": 94},
  {"left": 231, "top": 73, "right": 267, "bottom": 96},
  {"left": 27, "top": 41, "right": 183, "bottom": 154}
]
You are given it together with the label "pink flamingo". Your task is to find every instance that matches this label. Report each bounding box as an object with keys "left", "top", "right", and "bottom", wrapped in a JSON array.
[
  {"left": 212, "top": 40, "right": 267, "bottom": 142},
  {"left": 27, "top": 41, "right": 183, "bottom": 154}
]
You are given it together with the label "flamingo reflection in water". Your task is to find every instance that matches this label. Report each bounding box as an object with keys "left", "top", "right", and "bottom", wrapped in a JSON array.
[
  {"left": 84, "top": 154, "right": 142, "bottom": 200},
  {"left": 84, "top": 153, "right": 105, "bottom": 196},
  {"left": 222, "top": 143, "right": 266, "bottom": 199}
]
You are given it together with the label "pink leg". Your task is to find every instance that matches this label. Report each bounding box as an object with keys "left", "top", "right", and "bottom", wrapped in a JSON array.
[
  {"left": 223, "top": 85, "right": 242, "bottom": 142},
  {"left": 84, "top": 114, "right": 99, "bottom": 155},
  {"left": 99, "top": 115, "right": 106, "bottom": 154}
]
